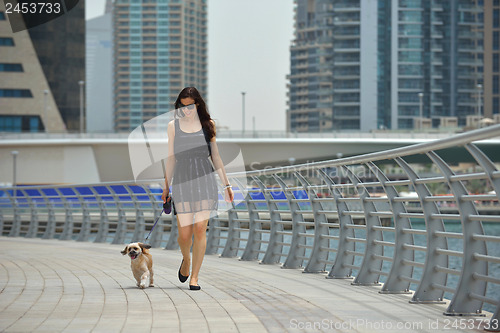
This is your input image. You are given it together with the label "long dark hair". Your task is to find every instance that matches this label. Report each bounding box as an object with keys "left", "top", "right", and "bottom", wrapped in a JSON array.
[{"left": 174, "top": 87, "right": 216, "bottom": 140}]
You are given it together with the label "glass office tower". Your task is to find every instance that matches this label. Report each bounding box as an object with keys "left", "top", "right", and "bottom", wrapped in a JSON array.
[
  {"left": 113, "top": 0, "right": 207, "bottom": 132},
  {"left": 288, "top": 0, "right": 484, "bottom": 131}
]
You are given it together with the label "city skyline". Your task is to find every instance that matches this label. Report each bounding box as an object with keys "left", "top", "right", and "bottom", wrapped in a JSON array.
[{"left": 86, "top": 0, "right": 294, "bottom": 132}]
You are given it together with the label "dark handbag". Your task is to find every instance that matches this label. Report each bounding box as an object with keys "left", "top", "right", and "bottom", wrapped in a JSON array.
[{"left": 163, "top": 195, "right": 172, "bottom": 214}]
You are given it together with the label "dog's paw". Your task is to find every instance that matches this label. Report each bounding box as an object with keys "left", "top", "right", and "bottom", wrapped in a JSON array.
[
  {"left": 149, "top": 284, "right": 154, "bottom": 287},
  {"left": 139, "top": 283, "right": 146, "bottom": 289}
]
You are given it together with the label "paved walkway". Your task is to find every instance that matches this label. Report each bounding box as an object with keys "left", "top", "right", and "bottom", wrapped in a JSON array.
[{"left": 0, "top": 237, "right": 493, "bottom": 333}]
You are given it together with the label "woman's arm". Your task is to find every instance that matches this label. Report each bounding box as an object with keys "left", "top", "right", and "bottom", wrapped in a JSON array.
[
  {"left": 209, "top": 120, "right": 234, "bottom": 202},
  {"left": 162, "top": 120, "right": 176, "bottom": 202}
]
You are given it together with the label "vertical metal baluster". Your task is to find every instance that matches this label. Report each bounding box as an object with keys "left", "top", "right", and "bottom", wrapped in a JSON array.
[
  {"left": 465, "top": 143, "right": 500, "bottom": 200},
  {"left": 165, "top": 214, "right": 179, "bottom": 250},
  {"left": 25, "top": 188, "right": 39, "bottom": 238},
  {"left": 41, "top": 188, "right": 56, "bottom": 239},
  {"left": 130, "top": 185, "right": 145, "bottom": 242},
  {"left": 342, "top": 166, "right": 383, "bottom": 285},
  {"left": 112, "top": 186, "right": 127, "bottom": 245},
  {"left": 8, "top": 187, "right": 21, "bottom": 237},
  {"left": 221, "top": 181, "right": 240, "bottom": 258},
  {"left": 92, "top": 186, "right": 109, "bottom": 243},
  {"left": 294, "top": 171, "right": 328, "bottom": 272},
  {"left": 275, "top": 173, "right": 307, "bottom": 269},
  {"left": 59, "top": 187, "right": 75, "bottom": 241},
  {"left": 396, "top": 157, "right": 447, "bottom": 304},
  {"left": 76, "top": 187, "right": 92, "bottom": 242},
  {"left": 367, "top": 162, "right": 414, "bottom": 294},
  {"left": 259, "top": 176, "right": 284, "bottom": 265},
  {"left": 236, "top": 176, "right": 263, "bottom": 261},
  {"left": 427, "top": 151, "right": 488, "bottom": 316},
  {"left": 317, "top": 169, "right": 355, "bottom": 279},
  {"left": 145, "top": 185, "right": 163, "bottom": 247}
]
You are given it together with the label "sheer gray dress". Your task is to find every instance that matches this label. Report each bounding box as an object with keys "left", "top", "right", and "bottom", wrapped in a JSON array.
[{"left": 171, "top": 118, "right": 218, "bottom": 216}]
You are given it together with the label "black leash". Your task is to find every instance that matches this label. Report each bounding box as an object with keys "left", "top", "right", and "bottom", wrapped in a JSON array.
[{"left": 144, "top": 196, "right": 171, "bottom": 243}]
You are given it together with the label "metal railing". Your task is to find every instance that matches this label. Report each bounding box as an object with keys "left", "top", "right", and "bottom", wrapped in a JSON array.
[{"left": 1, "top": 124, "right": 500, "bottom": 323}]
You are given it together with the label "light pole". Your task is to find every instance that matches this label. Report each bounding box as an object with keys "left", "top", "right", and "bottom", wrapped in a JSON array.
[
  {"left": 418, "top": 92, "right": 424, "bottom": 130},
  {"left": 11, "top": 151, "right": 18, "bottom": 191},
  {"left": 241, "top": 91, "right": 246, "bottom": 135},
  {"left": 43, "top": 90, "right": 48, "bottom": 132},
  {"left": 79, "top": 80, "right": 85, "bottom": 133},
  {"left": 476, "top": 83, "right": 482, "bottom": 128}
]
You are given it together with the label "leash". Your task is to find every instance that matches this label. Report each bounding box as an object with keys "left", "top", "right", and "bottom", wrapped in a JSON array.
[{"left": 144, "top": 196, "right": 171, "bottom": 243}]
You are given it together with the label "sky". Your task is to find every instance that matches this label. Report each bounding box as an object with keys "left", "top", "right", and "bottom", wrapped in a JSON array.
[{"left": 85, "top": 0, "right": 295, "bottom": 132}]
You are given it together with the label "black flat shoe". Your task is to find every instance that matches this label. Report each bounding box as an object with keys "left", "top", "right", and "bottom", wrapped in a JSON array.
[
  {"left": 189, "top": 284, "right": 201, "bottom": 291},
  {"left": 178, "top": 259, "right": 189, "bottom": 283}
]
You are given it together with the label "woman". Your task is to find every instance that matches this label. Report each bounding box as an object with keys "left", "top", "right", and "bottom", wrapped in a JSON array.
[{"left": 162, "top": 87, "right": 234, "bottom": 290}]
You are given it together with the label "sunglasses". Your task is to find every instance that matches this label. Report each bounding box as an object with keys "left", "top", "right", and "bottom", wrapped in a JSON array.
[{"left": 177, "top": 103, "right": 196, "bottom": 110}]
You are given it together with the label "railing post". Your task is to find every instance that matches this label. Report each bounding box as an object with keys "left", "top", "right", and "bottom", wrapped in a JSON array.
[
  {"left": 205, "top": 214, "right": 219, "bottom": 254},
  {"left": 465, "top": 143, "right": 500, "bottom": 201},
  {"left": 260, "top": 176, "right": 284, "bottom": 265},
  {"left": 318, "top": 169, "right": 355, "bottom": 279},
  {"left": 76, "top": 187, "right": 92, "bottom": 242},
  {"left": 367, "top": 162, "right": 414, "bottom": 294},
  {"left": 8, "top": 188, "right": 21, "bottom": 237},
  {"left": 221, "top": 184, "right": 239, "bottom": 258},
  {"left": 92, "top": 186, "right": 110, "bottom": 243},
  {"left": 427, "top": 151, "right": 488, "bottom": 316},
  {"left": 165, "top": 214, "right": 179, "bottom": 250},
  {"left": 111, "top": 186, "right": 127, "bottom": 245},
  {"left": 145, "top": 186, "right": 164, "bottom": 248},
  {"left": 295, "top": 171, "right": 329, "bottom": 272},
  {"left": 59, "top": 188, "right": 75, "bottom": 241},
  {"left": 25, "top": 189, "right": 40, "bottom": 238},
  {"left": 342, "top": 166, "right": 383, "bottom": 285},
  {"left": 274, "top": 173, "right": 307, "bottom": 269},
  {"left": 42, "top": 189, "right": 57, "bottom": 239},
  {"left": 396, "top": 157, "right": 448, "bottom": 304},
  {"left": 130, "top": 186, "right": 145, "bottom": 242},
  {"left": 238, "top": 177, "right": 263, "bottom": 261}
]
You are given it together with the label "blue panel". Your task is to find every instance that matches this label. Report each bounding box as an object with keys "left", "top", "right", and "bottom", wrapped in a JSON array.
[
  {"left": 75, "top": 187, "right": 93, "bottom": 195},
  {"left": 59, "top": 188, "right": 76, "bottom": 196},
  {"left": 110, "top": 185, "right": 128, "bottom": 194},
  {"left": 94, "top": 186, "right": 111, "bottom": 195}
]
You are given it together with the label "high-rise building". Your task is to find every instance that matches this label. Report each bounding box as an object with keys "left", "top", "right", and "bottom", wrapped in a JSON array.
[
  {"left": 86, "top": 1, "right": 113, "bottom": 133},
  {"left": 113, "top": 0, "right": 208, "bottom": 132},
  {"left": 288, "top": 0, "right": 484, "bottom": 132},
  {"left": 0, "top": 1, "right": 85, "bottom": 132},
  {"left": 483, "top": 0, "right": 500, "bottom": 119}
]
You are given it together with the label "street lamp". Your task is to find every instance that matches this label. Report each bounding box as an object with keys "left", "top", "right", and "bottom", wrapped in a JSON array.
[
  {"left": 43, "top": 90, "right": 48, "bottom": 132},
  {"left": 476, "top": 83, "right": 482, "bottom": 128},
  {"left": 418, "top": 92, "right": 424, "bottom": 130},
  {"left": 79, "top": 80, "right": 85, "bottom": 134},
  {"left": 11, "top": 151, "right": 18, "bottom": 192},
  {"left": 241, "top": 92, "right": 246, "bottom": 136}
]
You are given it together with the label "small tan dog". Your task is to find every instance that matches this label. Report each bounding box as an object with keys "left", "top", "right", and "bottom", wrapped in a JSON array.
[{"left": 121, "top": 242, "right": 154, "bottom": 288}]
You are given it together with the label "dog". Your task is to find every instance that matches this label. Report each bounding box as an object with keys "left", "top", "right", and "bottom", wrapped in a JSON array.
[{"left": 121, "top": 242, "right": 154, "bottom": 288}]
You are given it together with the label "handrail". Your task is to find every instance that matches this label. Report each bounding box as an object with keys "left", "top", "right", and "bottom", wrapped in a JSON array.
[{"left": 1, "top": 124, "right": 499, "bottom": 323}]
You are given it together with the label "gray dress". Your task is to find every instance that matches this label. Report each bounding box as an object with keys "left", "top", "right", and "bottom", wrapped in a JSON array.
[{"left": 171, "top": 118, "right": 218, "bottom": 215}]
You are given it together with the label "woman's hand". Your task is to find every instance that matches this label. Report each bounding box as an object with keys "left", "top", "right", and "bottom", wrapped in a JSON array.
[
  {"left": 161, "top": 188, "right": 170, "bottom": 203},
  {"left": 225, "top": 187, "right": 234, "bottom": 203}
]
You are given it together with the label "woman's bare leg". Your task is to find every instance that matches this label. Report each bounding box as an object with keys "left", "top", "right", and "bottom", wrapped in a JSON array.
[
  {"left": 190, "top": 211, "right": 211, "bottom": 286},
  {"left": 177, "top": 213, "right": 194, "bottom": 277}
]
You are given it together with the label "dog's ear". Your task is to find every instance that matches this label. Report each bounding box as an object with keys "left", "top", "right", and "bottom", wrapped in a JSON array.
[
  {"left": 121, "top": 245, "right": 128, "bottom": 255},
  {"left": 139, "top": 243, "right": 152, "bottom": 250}
]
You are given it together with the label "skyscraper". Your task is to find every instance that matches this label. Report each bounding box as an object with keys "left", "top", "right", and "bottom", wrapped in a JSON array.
[
  {"left": 0, "top": 1, "right": 85, "bottom": 132},
  {"left": 113, "top": 0, "right": 208, "bottom": 132},
  {"left": 288, "top": 0, "right": 484, "bottom": 132}
]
